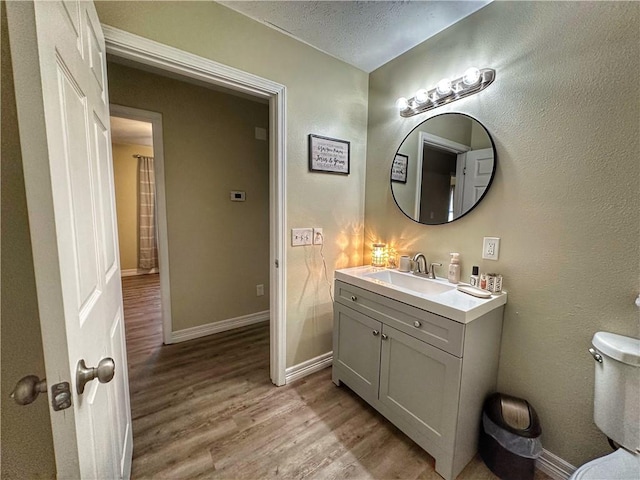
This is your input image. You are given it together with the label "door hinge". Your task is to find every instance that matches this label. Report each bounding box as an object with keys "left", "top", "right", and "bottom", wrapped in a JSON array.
[{"left": 275, "top": 259, "right": 279, "bottom": 268}]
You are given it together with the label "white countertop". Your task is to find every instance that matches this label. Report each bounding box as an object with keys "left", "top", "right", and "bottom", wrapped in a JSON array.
[{"left": 335, "top": 266, "right": 507, "bottom": 323}]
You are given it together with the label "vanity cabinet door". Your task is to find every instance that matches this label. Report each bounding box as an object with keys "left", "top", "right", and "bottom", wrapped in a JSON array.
[
  {"left": 333, "top": 303, "right": 382, "bottom": 404},
  {"left": 379, "top": 325, "right": 462, "bottom": 449}
]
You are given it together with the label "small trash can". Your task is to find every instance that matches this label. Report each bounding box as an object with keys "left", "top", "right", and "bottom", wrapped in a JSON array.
[{"left": 479, "top": 392, "right": 542, "bottom": 480}]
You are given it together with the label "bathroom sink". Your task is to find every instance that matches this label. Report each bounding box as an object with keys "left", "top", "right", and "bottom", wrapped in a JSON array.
[
  {"left": 335, "top": 266, "right": 507, "bottom": 323},
  {"left": 364, "top": 269, "right": 456, "bottom": 296}
]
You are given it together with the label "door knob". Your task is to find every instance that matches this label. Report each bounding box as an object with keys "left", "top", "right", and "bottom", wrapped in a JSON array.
[
  {"left": 76, "top": 358, "right": 115, "bottom": 394},
  {"left": 413, "top": 321, "right": 422, "bottom": 328},
  {"left": 381, "top": 333, "right": 388, "bottom": 340},
  {"left": 372, "top": 330, "right": 380, "bottom": 336},
  {"left": 10, "top": 375, "right": 47, "bottom": 405}
]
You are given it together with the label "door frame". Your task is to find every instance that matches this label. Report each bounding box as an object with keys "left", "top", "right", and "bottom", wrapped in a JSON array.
[
  {"left": 103, "top": 26, "right": 288, "bottom": 386},
  {"left": 414, "top": 132, "right": 470, "bottom": 221},
  {"left": 109, "top": 105, "right": 173, "bottom": 346}
]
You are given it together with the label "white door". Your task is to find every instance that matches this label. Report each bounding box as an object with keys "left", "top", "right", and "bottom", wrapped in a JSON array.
[
  {"left": 461, "top": 148, "right": 494, "bottom": 213},
  {"left": 6, "top": 1, "right": 133, "bottom": 478}
]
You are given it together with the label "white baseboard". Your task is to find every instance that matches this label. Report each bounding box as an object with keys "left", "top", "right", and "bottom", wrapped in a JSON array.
[
  {"left": 121, "top": 267, "right": 159, "bottom": 277},
  {"left": 170, "top": 310, "right": 269, "bottom": 344},
  {"left": 536, "top": 448, "right": 576, "bottom": 480},
  {"left": 285, "top": 352, "right": 333, "bottom": 384}
]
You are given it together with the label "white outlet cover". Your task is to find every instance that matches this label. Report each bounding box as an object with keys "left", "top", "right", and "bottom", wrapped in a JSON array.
[
  {"left": 313, "top": 228, "right": 323, "bottom": 245},
  {"left": 482, "top": 237, "right": 500, "bottom": 260}
]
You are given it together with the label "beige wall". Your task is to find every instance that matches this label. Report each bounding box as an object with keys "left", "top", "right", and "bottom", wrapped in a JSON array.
[
  {"left": 108, "top": 63, "right": 271, "bottom": 330},
  {"left": 1, "top": 3, "right": 57, "bottom": 476},
  {"left": 96, "top": 1, "right": 369, "bottom": 364},
  {"left": 112, "top": 142, "right": 154, "bottom": 271},
  {"left": 365, "top": 0, "right": 639, "bottom": 468}
]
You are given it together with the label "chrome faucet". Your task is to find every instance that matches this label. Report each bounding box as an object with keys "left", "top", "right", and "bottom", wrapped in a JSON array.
[
  {"left": 412, "top": 253, "right": 428, "bottom": 276},
  {"left": 412, "top": 253, "right": 442, "bottom": 279}
]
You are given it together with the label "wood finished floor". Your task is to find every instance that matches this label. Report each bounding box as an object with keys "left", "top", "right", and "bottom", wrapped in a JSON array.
[{"left": 122, "top": 274, "right": 550, "bottom": 480}]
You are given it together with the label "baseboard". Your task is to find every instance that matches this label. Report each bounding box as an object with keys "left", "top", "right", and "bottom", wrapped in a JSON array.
[
  {"left": 285, "top": 352, "right": 333, "bottom": 384},
  {"left": 536, "top": 448, "right": 576, "bottom": 480},
  {"left": 121, "top": 268, "right": 159, "bottom": 277},
  {"left": 170, "top": 310, "right": 269, "bottom": 344}
]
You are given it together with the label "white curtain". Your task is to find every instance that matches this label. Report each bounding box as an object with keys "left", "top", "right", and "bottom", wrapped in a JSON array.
[{"left": 138, "top": 156, "right": 158, "bottom": 270}]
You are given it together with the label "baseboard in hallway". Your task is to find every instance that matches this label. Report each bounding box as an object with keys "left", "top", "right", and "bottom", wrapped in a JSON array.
[
  {"left": 121, "top": 267, "right": 159, "bottom": 277},
  {"left": 170, "top": 310, "right": 270, "bottom": 343}
]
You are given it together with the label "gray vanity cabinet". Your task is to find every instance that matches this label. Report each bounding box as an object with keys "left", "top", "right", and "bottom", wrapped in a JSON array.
[{"left": 332, "top": 279, "right": 504, "bottom": 480}]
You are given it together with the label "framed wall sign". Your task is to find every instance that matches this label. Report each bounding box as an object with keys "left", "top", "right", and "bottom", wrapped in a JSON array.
[
  {"left": 308, "top": 134, "right": 350, "bottom": 175},
  {"left": 391, "top": 153, "right": 408, "bottom": 183}
]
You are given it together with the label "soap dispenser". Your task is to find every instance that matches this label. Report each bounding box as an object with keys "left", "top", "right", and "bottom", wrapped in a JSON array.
[{"left": 448, "top": 253, "right": 461, "bottom": 284}]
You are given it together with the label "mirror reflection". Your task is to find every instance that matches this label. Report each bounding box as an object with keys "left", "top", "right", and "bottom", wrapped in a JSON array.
[{"left": 391, "top": 113, "right": 496, "bottom": 225}]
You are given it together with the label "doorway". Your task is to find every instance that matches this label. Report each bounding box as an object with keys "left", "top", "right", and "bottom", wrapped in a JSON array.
[
  {"left": 110, "top": 105, "right": 173, "bottom": 344},
  {"left": 103, "top": 26, "right": 287, "bottom": 386}
]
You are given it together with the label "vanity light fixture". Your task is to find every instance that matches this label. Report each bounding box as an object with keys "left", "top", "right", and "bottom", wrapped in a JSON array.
[
  {"left": 371, "top": 243, "right": 387, "bottom": 267},
  {"left": 396, "top": 67, "right": 495, "bottom": 117}
]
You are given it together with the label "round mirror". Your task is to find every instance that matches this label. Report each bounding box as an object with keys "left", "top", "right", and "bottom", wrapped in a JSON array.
[{"left": 391, "top": 113, "right": 496, "bottom": 225}]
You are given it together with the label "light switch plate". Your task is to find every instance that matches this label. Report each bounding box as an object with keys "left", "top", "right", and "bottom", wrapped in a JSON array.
[
  {"left": 291, "top": 228, "right": 312, "bottom": 246},
  {"left": 313, "top": 228, "right": 323, "bottom": 245},
  {"left": 482, "top": 237, "right": 500, "bottom": 260}
]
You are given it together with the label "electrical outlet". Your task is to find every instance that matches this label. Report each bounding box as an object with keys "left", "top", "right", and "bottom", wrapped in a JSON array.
[
  {"left": 482, "top": 237, "right": 500, "bottom": 260},
  {"left": 256, "top": 284, "right": 264, "bottom": 296},
  {"left": 313, "top": 228, "right": 323, "bottom": 245},
  {"left": 291, "top": 228, "right": 313, "bottom": 246}
]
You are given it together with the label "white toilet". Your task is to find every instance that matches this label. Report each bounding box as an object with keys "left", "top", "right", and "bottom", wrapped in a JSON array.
[{"left": 570, "top": 332, "right": 640, "bottom": 479}]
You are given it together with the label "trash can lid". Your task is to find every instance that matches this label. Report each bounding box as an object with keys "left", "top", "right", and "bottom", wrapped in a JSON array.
[{"left": 484, "top": 393, "right": 541, "bottom": 438}]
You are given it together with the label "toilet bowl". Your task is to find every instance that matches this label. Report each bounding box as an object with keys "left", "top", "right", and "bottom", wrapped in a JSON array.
[
  {"left": 570, "top": 447, "right": 640, "bottom": 480},
  {"left": 569, "top": 332, "right": 640, "bottom": 480}
]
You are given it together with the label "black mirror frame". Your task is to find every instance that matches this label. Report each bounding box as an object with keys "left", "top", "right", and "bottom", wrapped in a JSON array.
[{"left": 390, "top": 112, "right": 497, "bottom": 226}]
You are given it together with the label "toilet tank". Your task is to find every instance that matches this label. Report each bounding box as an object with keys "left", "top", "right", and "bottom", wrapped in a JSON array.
[{"left": 591, "top": 332, "right": 640, "bottom": 453}]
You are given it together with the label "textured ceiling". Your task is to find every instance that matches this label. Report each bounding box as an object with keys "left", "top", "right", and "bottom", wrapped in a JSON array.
[
  {"left": 218, "top": 1, "right": 492, "bottom": 72},
  {"left": 110, "top": 116, "right": 153, "bottom": 147}
]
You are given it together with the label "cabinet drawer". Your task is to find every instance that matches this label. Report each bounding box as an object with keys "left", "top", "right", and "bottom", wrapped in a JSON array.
[{"left": 335, "top": 280, "right": 464, "bottom": 357}]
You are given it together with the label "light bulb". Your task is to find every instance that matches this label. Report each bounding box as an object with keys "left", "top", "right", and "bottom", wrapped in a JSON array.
[
  {"left": 395, "top": 97, "right": 409, "bottom": 110},
  {"left": 415, "top": 89, "right": 429, "bottom": 104},
  {"left": 436, "top": 78, "right": 452, "bottom": 96},
  {"left": 463, "top": 67, "right": 481, "bottom": 86}
]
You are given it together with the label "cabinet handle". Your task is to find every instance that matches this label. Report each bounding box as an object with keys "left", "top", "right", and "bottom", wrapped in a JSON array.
[
  {"left": 413, "top": 321, "right": 421, "bottom": 328},
  {"left": 372, "top": 330, "right": 380, "bottom": 336},
  {"left": 351, "top": 295, "right": 357, "bottom": 302},
  {"left": 381, "top": 333, "right": 388, "bottom": 340}
]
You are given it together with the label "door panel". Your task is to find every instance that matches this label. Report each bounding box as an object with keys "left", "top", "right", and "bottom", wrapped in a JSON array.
[
  {"left": 462, "top": 148, "right": 493, "bottom": 212},
  {"left": 380, "top": 325, "right": 462, "bottom": 449},
  {"left": 93, "top": 114, "right": 118, "bottom": 278},
  {"left": 7, "top": 1, "right": 132, "bottom": 478},
  {"left": 333, "top": 303, "right": 382, "bottom": 403}
]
